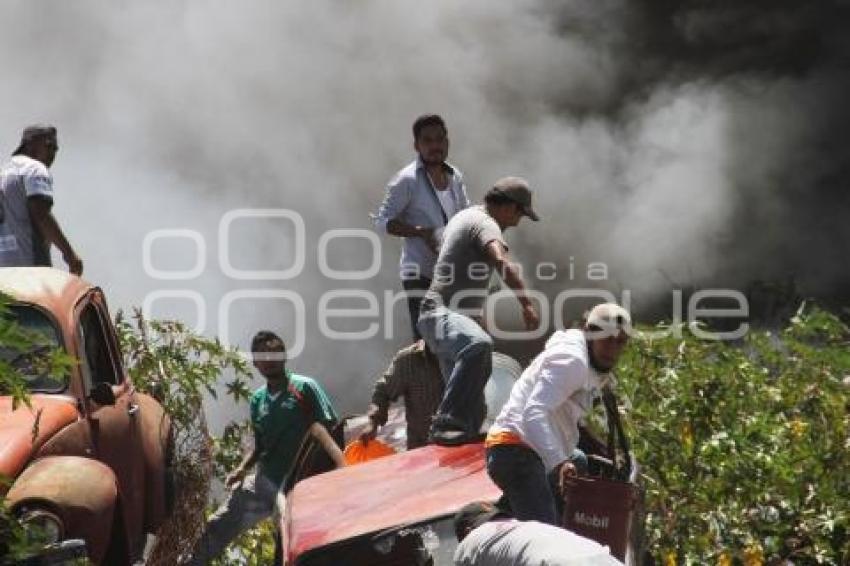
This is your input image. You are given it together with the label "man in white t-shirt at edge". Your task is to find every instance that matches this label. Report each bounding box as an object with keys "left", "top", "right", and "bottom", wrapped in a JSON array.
[
  {"left": 485, "top": 303, "right": 632, "bottom": 524},
  {"left": 373, "top": 114, "right": 469, "bottom": 339},
  {"left": 0, "top": 124, "right": 82, "bottom": 274}
]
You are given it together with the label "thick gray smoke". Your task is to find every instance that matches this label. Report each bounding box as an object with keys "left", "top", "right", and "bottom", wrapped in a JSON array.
[{"left": 1, "top": 1, "right": 847, "bottom": 415}]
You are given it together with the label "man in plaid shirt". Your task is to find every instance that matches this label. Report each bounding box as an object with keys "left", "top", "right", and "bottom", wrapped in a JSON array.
[{"left": 360, "top": 340, "right": 444, "bottom": 449}]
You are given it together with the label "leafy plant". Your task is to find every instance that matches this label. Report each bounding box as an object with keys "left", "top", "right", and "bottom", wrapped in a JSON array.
[
  {"left": 116, "top": 309, "right": 275, "bottom": 565},
  {"left": 617, "top": 304, "right": 850, "bottom": 564}
]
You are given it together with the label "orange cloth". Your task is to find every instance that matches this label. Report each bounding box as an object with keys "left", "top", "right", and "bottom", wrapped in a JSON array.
[
  {"left": 484, "top": 429, "right": 527, "bottom": 449},
  {"left": 343, "top": 439, "right": 396, "bottom": 465}
]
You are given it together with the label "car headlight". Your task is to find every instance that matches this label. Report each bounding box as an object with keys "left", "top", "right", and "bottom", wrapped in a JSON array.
[{"left": 17, "top": 506, "right": 65, "bottom": 544}]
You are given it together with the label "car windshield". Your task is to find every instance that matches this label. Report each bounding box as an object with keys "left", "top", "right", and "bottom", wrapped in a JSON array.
[
  {"left": 296, "top": 514, "right": 461, "bottom": 566},
  {"left": 0, "top": 304, "right": 65, "bottom": 393}
]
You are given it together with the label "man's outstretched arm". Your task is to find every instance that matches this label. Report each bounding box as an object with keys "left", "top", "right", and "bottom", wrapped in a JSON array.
[
  {"left": 27, "top": 197, "right": 82, "bottom": 274},
  {"left": 484, "top": 241, "right": 539, "bottom": 330},
  {"left": 309, "top": 422, "right": 346, "bottom": 468}
]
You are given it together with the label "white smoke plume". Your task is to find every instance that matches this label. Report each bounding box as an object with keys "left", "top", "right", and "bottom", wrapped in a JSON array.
[{"left": 1, "top": 1, "right": 846, "bottom": 415}]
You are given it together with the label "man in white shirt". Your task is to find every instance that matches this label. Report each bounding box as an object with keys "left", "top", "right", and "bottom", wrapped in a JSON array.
[
  {"left": 484, "top": 303, "right": 631, "bottom": 524},
  {"left": 453, "top": 501, "right": 624, "bottom": 566},
  {"left": 0, "top": 125, "right": 82, "bottom": 274}
]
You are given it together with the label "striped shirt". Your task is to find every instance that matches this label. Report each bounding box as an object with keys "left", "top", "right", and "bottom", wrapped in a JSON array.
[{"left": 369, "top": 342, "right": 444, "bottom": 449}]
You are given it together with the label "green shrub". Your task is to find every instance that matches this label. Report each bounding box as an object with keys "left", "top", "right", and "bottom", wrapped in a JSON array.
[{"left": 618, "top": 304, "right": 850, "bottom": 564}]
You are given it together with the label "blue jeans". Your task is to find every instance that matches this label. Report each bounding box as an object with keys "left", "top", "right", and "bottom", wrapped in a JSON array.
[
  {"left": 401, "top": 277, "right": 430, "bottom": 340},
  {"left": 486, "top": 444, "right": 558, "bottom": 525},
  {"left": 417, "top": 306, "right": 493, "bottom": 435},
  {"left": 187, "top": 472, "right": 280, "bottom": 565}
]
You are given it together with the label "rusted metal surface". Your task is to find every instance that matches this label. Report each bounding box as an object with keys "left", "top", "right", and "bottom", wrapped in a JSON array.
[
  {"left": 284, "top": 442, "right": 501, "bottom": 562},
  {"left": 0, "top": 267, "right": 171, "bottom": 564},
  {"left": 5, "top": 455, "right": 118, "bottom": 563},
  {"left": 135, "top": 391, "right": 171, "bottom": 532},
  {"left": 0, "top": 395, "right": 79, "bottom": 480}
]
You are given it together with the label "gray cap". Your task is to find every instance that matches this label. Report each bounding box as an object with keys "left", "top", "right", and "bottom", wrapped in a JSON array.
[
  {"left": 490, "top": 176, "right": 539, "bottom": 221},
  {"left": 13, "top": 124, "right": 56, "bottom": 155}
]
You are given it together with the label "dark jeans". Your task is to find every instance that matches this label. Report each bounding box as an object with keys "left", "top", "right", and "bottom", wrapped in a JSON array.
[
  {"left": 487, "top": 444, "right": 589, "bottom": 526},
  {"left": 417, "top": 306, "right": 493, "bottom": 435},
  {"left": 486, "top": 444, "right": 558, "bottom": 525},
  {"left": 402, "top": 277, "right": 431, "bottom": 340}
]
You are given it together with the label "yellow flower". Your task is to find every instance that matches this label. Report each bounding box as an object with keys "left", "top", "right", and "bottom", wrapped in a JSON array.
[
  {"left": 788, "top": 418, "right": 808, "bottom": 439},
  {"left": 681, "top": 423, "right": 694, "bottom": 455},
  {"left": 717, "top": 551, "right": 732, "bottom": 566},
  {"left": 743, "top": 544, "right": 764, "bottom": 566},
  {"left": 664, "top": 551, "right": 677, "bottom": 566}
]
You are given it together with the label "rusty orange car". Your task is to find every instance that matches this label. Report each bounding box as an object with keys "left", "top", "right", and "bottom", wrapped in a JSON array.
[{"left": 0, "top": 267, "right": 173, "bottom": 565}]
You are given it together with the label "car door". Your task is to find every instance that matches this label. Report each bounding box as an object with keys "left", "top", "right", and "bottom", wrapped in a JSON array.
[{"left": 76, "top": 291, "right": 146, "bottom": 556}]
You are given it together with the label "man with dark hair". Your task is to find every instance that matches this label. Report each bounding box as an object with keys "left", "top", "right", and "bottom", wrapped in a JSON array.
[
  {"left": 0, "top": 124, "right": 82, "bottom": 274},
  {"left": 359, "top": 339, "right": 444, "bottom": 450},
  {"left": 418, "top": 177, "right": 540, "bottom": 446},
  {"left": 485, "top": 303, "right": 631, "bottom": 525},
  {"left": 453, "top": 502, "right": 623, "bottom": 566},
  {"left": 373, "top": 114, "right": 470, "bottom": 339},
  {"left": 188, "top": 331, "right": 345, "bottom": 565}
]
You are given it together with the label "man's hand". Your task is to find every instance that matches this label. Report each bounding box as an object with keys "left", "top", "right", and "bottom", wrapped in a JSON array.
[
  {"left": 556, "top": 460, "right": 578, "bottom": 495},
  {"left": 225, "top": 466, "right": 247, "bottom": 489},
  {"left": 417, "top": 226, "right": 439, "bottom": 254},
  {"left": 359, "top": 419, "right": 379, "bottom": 445},
  {"left": 522, "top": 302, "right": 540, "bottom": 331},
  {"left": 63, "top": 251, "right": 83, "bottom": 275}
]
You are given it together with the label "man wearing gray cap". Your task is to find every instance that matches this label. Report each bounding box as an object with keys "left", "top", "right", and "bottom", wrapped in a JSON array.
[
  {"left": 0, "top": 124, "right": 82, "bottom": 274},
  {"left": 484, "top": 303, "right": 631, "bottom": 525},
  {"left": 418, "top": 176, "right": 540, "bottom": 446}
]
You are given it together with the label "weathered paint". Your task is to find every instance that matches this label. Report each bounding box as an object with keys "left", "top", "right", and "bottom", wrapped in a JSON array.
[
  {"left": 0, "top": 267, "right": 170, "bottom": 564},
  {"left": 0, "top": 395, "right": 79, "bottom": 480},
  {"left": 135, "top": 392, "right": 171, "bottom": 531},
  {"left": 284, "top": 442, "right": 501, "bottom": 563},
  {"left": 5, "top": 455, "right": 118, "bottom": 564}
]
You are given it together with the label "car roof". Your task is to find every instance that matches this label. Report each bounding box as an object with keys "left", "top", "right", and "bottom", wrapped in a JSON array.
[
  {"left": 284, "top": 442, "right": 501, "bottom": 561},
  {"left": 0, "top": 267, "right": 91, "bottom": 317}
]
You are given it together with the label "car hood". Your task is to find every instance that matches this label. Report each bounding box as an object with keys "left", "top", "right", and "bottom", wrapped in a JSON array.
[
  {"left": 285, "top": 443, "right": 501, "bottom": 560},
  {"left": 0, "top": 395, "right": 80, "bottom": 480}
]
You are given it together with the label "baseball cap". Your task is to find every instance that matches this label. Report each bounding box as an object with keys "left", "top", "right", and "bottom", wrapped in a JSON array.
[
  {"left": 490, "top": 176, "right": 540, "bottom": 221},
  {"left": 585, "top": 303, "right": 632, "bottom": 332},
  {"left": 453, "top": 501, "right": 509, "bottom": 541},
  {"left": 12, "top": 124, "right": 57, "bottom": 156}
]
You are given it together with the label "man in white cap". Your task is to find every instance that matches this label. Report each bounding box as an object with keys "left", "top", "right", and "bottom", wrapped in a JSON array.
[
  {"left": 0, "top": 124, "right": 82, "bottom": 274},
  {"left": 484, "top": 303, "right": 631, "bottom": 524},
  {"left": 418, "top": 177, "right": 540, "bottom": 446}
]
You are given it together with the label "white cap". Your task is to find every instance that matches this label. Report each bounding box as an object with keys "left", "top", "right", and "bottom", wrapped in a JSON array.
[{"left": 586, "top": 303, "right": 631, "bottom": 332}]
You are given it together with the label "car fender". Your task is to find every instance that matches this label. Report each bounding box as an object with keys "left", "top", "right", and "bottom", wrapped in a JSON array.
[
  {"left": 134, "top": 391, "right": 172, "bottom": 530},
  {"left": 6, "top": 455, "right": 118, "bottom": 564}
]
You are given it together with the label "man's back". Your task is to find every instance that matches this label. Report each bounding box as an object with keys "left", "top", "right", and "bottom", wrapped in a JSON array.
[
  {"left": 454, "top": 519, "right": 623, "bottom": 566},
  {"left": 424, "top": 205, "right": 506, "bottom": 315},
  {"left": 0, "top": 155, "right": 53, "bottom": 266}
]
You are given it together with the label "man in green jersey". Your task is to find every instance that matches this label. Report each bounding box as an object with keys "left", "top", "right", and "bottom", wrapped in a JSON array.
[{"left": 188, "top": 331, "right": 345, "bottom": 565}]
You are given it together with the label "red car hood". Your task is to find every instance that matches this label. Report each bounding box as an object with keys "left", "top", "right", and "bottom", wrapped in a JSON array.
[
  {"left": 284, "top": 442, "right": 501, "bottom": 562},
  {"left": 0, "top": 395, "right": 80, "bottom": 480}
]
